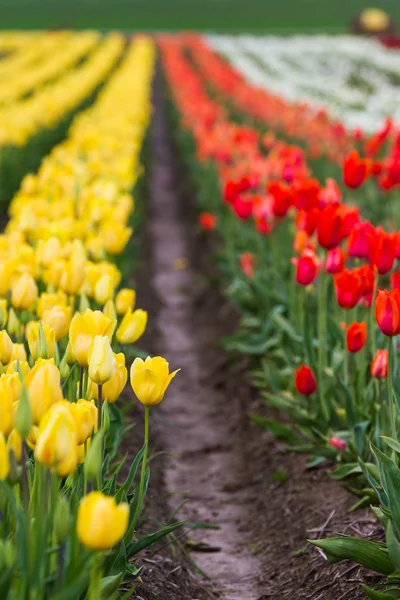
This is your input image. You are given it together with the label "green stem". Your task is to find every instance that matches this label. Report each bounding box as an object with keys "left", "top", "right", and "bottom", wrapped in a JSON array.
[
  {"left": 317, "top": 266, "right": 329, "bottom": 421},
  {"left": 344, "top": 309, "right": 350, "bottom": 385},
  {"left": 78, "top": 366, "right": 84, "bottom": 400},
  {"left": 88, "top": 553, "right": 103, "bottom": 600},
  {"left": 388, "top": 338, "right": 397, "bottom": 443},
  {"left": 132, "top": 406, "right": 150, "bottom": 531},
  {"left": 97, "top": 385, "right": 102, "bottom": 432},
  {"left": 370, "top": 273, "right": 379, "bottom": 359}
]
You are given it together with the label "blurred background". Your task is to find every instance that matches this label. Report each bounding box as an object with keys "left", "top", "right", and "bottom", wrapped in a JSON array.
[{"left": 0, "top": 0, "right": 399, "bottom": 32}]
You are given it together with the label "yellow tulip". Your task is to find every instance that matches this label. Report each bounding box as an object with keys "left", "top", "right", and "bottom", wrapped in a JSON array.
[
  {"left": 77, "top": 491, "right": 129, "bottom": 550},
  {"left": 7, "top": 308, "right": 22, "bottom": 338},
  {"left": 69, "top": 309, "right": 116, "bottom": 368},
  {"left": 37, "top": 291, "right": 68, "bottom": 319},
  {"left": 101, "top": 222, "right": 132, "bottom": 255},
  {"left": 37, "top": 236, "right": 62, "bottom": 267},
  {"left": 103, "top": 299, "right": 117, "bottom": 321},
  {"left": 94, "top": 274, "right": 115, "bottom": 305},
  {"left": 25, "top": 358, "right": 63, "bottom": 424},
  {"left": 0, "top": 262, "right": 14, "bottom": 298},
  {"left": 63, "top": 342, "right": 76, "bottom": 366},
  {"left": 59, "top": 259, "right": 85, "bottom": 296},
  {"left": 0, "top": 373, "right": 19, "bottom": 436},
  {"left": 91, "top": 352, "right": 127, "bottom": 403},
  {"left": 115, "top": 288, "right": 136, "bottom": 315},
  {"left": 42, "top": 305, "right": 72, "bottom": 341},
  {"left": 35, "top": 402, "right": 78, "bottom": 476},
  {"left": 88, "top": 336, "right": 116, "bottom": 385},
  {"left": 26, "top": 322, "right": 55, "bottom": 360},
  {"left": 11, "top": 273, "right": 38, "bottom": 311},
  {"left": 0, "top": 330, "right": 13, "bottom": 365},
  {"left": 10, "top": 343, "right": 27, "bottom": 363},
  {"left": 0, "top": 299, "right": 8, "bottom": 328},
  {"left": 130, "top": 356, "right": 179, "bottom": 406},
  {"left": 83, "top": 309, "right": 116, "bottom": 340},
  {"left": 116, "top": 309, "right": 147, "bottom": 344},
  {"left": 69, "top": 399, "right": 97, "bottom": 445},
  {"left": 6, "top": 359, "right": 30, "bottom": 377},
  {"left": 0, "top": 433, "right": 9, "bottom": 480},
  {"left": 7, "top": 429, "right": 22, "bottom": 462}
]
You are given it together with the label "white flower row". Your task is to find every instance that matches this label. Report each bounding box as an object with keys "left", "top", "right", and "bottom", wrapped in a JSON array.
[{"left": 207, "top": 34, "right": 400, "bottom": 133}]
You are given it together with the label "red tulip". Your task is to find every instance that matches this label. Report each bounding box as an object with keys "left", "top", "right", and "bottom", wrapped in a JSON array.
[
  {"left": 343, "top": 150, "right": 369, "bottom": 189},
  {"left": 369, "top": 229, "right": 397, "bottom": 275},
  {"left": 370, "top": 349, "right": 388, "bottom": 379},
  {"left": 293, "top": 248, "right": 319, "bottom": 286},
  {"left": 375, "top": 289, "right": 400, "bottom": 336},
  {"left": 326, "top": 248, "right": 345, "bottom": 274},
  {"left": 391, "top": 269, "right": 400, "bottom": 290},
  {"left": 240, "top": 252, "right": 255, "bottom": 278},
  {"left": 232, "top": 195, "right": 253, "bottom": 220},
  {"left": 268, "top": 181, "right": 292, "bottom": 218},
  {"left": 347, "top": 221, "right": 375, "bottom": 259},
  {"left": 296, "top": 208, "right": 319, "bottom": 236},
  {"left": 346, "top": 322, "right": 367, "bottom": 353},
  {"left": 334, "top": 269, "right": 362, "bottom": 309},
  {"left": 328, "top": 436, "right": 346, "bottom": 451},
  {"left": 199, "top": 212, "right": 217, "bottom": 231},
  {"left": 317, "top": 205, "right": 345, "bottom": 249},
  {"left": 295, "top": 365, "right": 317, "bottom": 396}
]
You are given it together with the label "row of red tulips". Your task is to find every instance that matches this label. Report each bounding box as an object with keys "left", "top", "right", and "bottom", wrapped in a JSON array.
[{"left": 159, "top": 33, "right": 400, "bottom": 598}]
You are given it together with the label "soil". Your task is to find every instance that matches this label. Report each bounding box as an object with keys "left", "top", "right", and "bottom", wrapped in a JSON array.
[{"left": 127, "top": 66, "right": 383, "bottom": 600}]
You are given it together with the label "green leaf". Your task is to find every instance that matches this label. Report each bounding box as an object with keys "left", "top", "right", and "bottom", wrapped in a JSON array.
[
  {"left": 100, "top": 574, "right": 123, "bottom": 598},
  {"left": 126, "top": 520, "right": 186, "bottom": 558},
  {"left": 329, "top": 463, "right": 362, "bottom": 480},
  {"left": 309, "top": 538, "right": 394, "bottom": 575},
  {"left": 115, "top": 444, "right": 146, "bottom": 502},
  {"left": 362, "top": 585, "right": 400, "bottom": 599},
  {"left": 381, "top": 437, "right": 400, "bottom": 455},
  {"left": 372, "top": 445, "right": 400, "bottom": 541},
  {"left": 272, "top": 313, "right": 302, "bottom": 343},
  {"left": 248, "top": 414, "right": 300, "bottom": 443},
  {"left": 386, "top": 520, "right": 400, "bottom": 573}
]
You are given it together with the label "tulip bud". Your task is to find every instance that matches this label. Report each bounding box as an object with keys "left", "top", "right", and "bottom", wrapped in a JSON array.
[
  {"left": 84, "top": 432, "right": 103, "bottom": 483},
  {"left": 376, "top": 289, "right": 400, "bottom": 337},
  {"left": 328, "top": 435, "right": 346, "bottom": 451},
  {"left": 115, "top": 288, "right": 136, "bottom": 315},
  {"left": 15, "top": 385, "right": 33, "bottom": 440},
  {"left": 41, "top": 305, "right": 72, "bottom": 341},
  {"left": 63, "top": 342, "right": 76, "bottom": 366},
  {"left": 59, "top": 356, "right": 70, "bottom": 380},
  {"left": 116, "top": 309, "right": 147, "bottom": 344},
  {"left": 346, "top": 322, "right": 367, "bottom": 353},
  {"left": 88, "top": 336, "right": 115, "bottom": 385},
  {"left": 7, "top": 308, "right": 21, "bottom": 338},
  {"left": 130, "top": 356, "right": 179, "bottom": 406},
  {"left": 27, "top": 322, "right": 55, "bottom": 360},
  {"left": 94, "top": 274, "right": 114, "bottom": 305},
  {"left": 101, "top": 401, "right": 110, "bottom": 434},
  {"left": 0, "top": 330, "right": 13, "bottom": 365},
  {"left": 54, "top": 496, "right": 71, "bottom": 543},
  {"left": 371, "top": 349, "right": 388, "bottom": 379},
  {"left": 7, "top": 429, "right": 22, "bottom": 462},
  {"left": 11, "top": 273, "right": 38, "bottom": 311},
  {"left": 103, "top": 299, "right": 117, "bottom": 321},
  {"left": 294, "top": 365, "right": 317, "bottom": 396},
  {"left": 77, "top": 491, "right": 129, "bottom": 550},
  {"left": 0, "top": 433, "right": 9, "bottom": 479}
]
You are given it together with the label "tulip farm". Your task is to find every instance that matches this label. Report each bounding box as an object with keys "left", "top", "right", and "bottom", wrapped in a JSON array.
[{"left": 4, "top": 8, "right": 400, "bottom": 600}]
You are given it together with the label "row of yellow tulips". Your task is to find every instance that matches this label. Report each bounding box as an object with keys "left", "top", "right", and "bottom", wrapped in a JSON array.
[
  {"left": 0, "top": 31, "right": 99, "bottom": 106},
  {"left": 0, "top": 35, "right": 179, "bottom": 599},
  {"left": 0, "top": 33, "right": 123, "bottom": 148}
]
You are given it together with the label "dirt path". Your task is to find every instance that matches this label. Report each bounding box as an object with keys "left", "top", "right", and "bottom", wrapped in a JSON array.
[{"left": 133, "top": 68, "right": 382, "bottom": 600}]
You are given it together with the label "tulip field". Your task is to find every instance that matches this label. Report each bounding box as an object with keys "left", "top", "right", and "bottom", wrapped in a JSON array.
[{"left": 3, "top": 24, "right": 400, "bottom": 600}]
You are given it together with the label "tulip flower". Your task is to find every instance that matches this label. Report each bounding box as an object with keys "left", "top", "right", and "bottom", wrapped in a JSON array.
[
  {"left": 94, "top": 274, "right": 115, "bottom": 305},
  {"left": 35, "top": 402, "right": 78, "bottom": 477},
  {"left": 371, "top": 349, "right": 388, "bottom": 378},
  {"left": 91, "top": 353, "right": 127, "bottom": 404},
  {"left": 41, "top": 305, "right": 72, "bottom": 341},
  {"left": 328, "top": 435, "right": 346, "bottom": 451},
  {"left": 101, "top": 222, "right": 132, "bottom": 255},
  {"left": 346, "top": 322, "right": 367, "bottom": 353},
  {"left": 0, "top": 433, "right": 9, "bottom": 480},
  {"left": 130, "top": 356, "right": 179, "bottom": 407},
  {"left": 115, "top": 288, "right": 136, "bottom": 315},
  {"left": 116, "top": 308, "right": 147, "bottom": 344},
  {"left": 293, "top": 248, "right": 319, "bottom": 286},
  {"left": 69, "top": 399, "right": 98, "bottom": 445},
  {"left": 25, "top": 358, "right": 63, "bottom": 424},
  {"left": 0, "top": 373, "right": 19, "bottom": 436},
  {"left": 317, "top": 205, "right": 345, "bottom": 250},
  {"left": 7, "top": 429, "right": 22, "bottom": 462},
  {"left": 232, "top": 195, "right": 253, "bottom": 220},
  {"left": 343, "top": 150, "right": 370, "bottom": 188},
  {"left": 59, "top": 259, "right": 85, "bottom": 296},
  {"left": 326, "top": 248, "right": 345, "bottom": 274},
  {"left": 77, "top": 491, "right": 129, "bottom": 550},
  {"left": 391, "top": 269, "right": 400, "bottom": 290},
  {"left": 240, "top": 252, "right": 255, "bottom": 278},
  {"left": 0, "top": 299, "right": 8, "bottom": 328},
  {"left": 369, "top": 230, "right": 396, "bottom": 275},
  {"left": 11, "top": 273, "right": 38, "bottom": 311},
  {"left": 88, "top": 336, "right": 116, "bottom": 385},
  {"left": 199, "top": 212, "right": 217, "bottom": 231},
  {"left": 334, "top": 269, "right": 362, "bottom": 309},
  {"left": 10, "top": 343, "right": 27, "bottom": 363},
  {"left": 375, "top": 289, "right": 400, "bottom": 336},
  {"left": 26, "top": 322, "right": 56, "bottom": 360},
  {"left": 0, "top": 330, "right": 13, "bottom": 365},
  {"left": 268, "top": 181, "right": 292, "bottom": 217},
  {"left": 69, "top": 310, "right": 116, "bottom": 368},
  {"left": 294, "top": 365, "right": 317, "bottom": 396}
]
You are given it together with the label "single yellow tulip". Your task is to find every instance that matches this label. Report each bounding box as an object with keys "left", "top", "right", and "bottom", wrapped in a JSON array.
[
  {"left": 69, "top": 399, "right": 97, "bottom": 445},
  {"left": 6, "top": 359, "right": 30, "bottom": 377},
  {"left": 42, "top": 305, "right": 72, "bottom": 341},
  {"left": 10, "top": 343, "right": 27, "bottom": 363},
  {"left": 0, "top": 433, "right": 9, "bottom": 480},
  {"left": 116, "top": 309, "right": 147, "bottom": 344},
  {"left": 77, "top": 491, "right": 129, "bottom": 550},
  {"left": 35, "top": 402, "right": 78, "bottom": 477},
  {"left": 115, "top": 288, "right": 136, "bottom": 315},
  {"left": 37, "top": 291, "right": 68, "bottom": 319},
  {"left": 88, "top": 336, "right": 116, "bottom": 385},
  {"left": 11, "top": 273, "right": 38, "bottom": 311},
  {"left": 25, "top": 358, "right": 63, "bottom": 424},
  {"left": 0, "top": 373, "right": 19, "bottom": 436},
  {"left": 91, "top": 352, "right": 127, "bottom": 403},
  {"left": 94, "top": 274, "right": 115, "bottom": 305},
  {"left": 0, "top": 330, "right": 13, "bottom": 365},
  {"left": 130, "top": 356, "right": 179, "bottom": 406},
  {"left": 26, "top": 322, "right": 56, "bottom": 360},
  {"left": 59, "top": 259, "right": 86, "bottom": 296}
]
